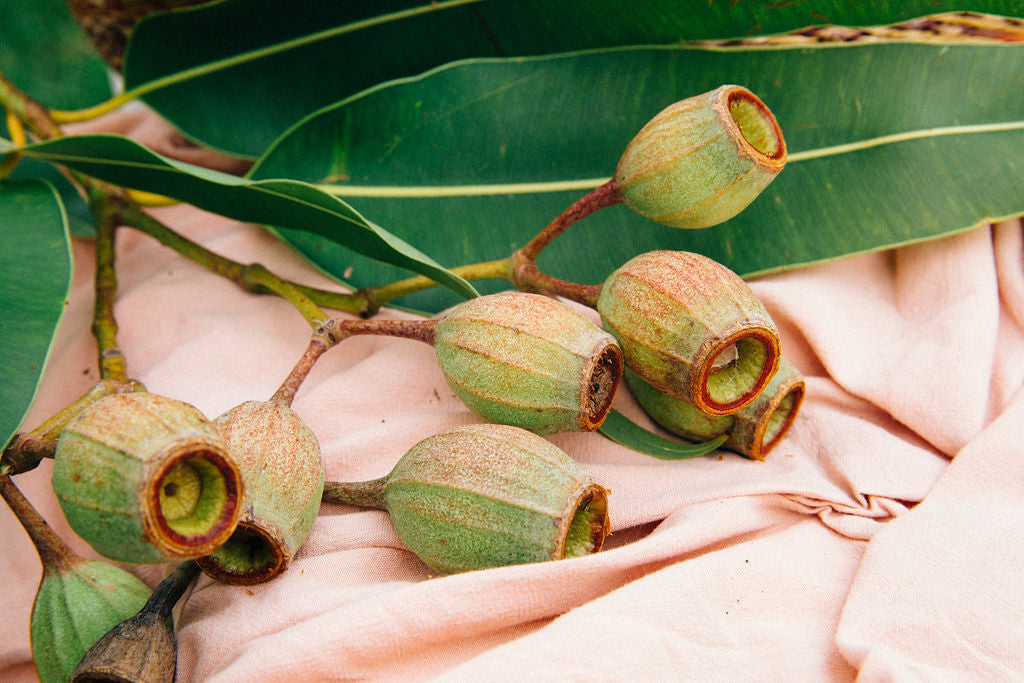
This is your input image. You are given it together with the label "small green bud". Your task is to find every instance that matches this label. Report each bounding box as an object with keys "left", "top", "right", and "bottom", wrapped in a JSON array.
[
  {"left": 434, "top": 292, "right": 623, "bottom": 434},
  {"left": 615, "top": 84, "right": 786, "bottom": 228},
  {"left": 52, "top": 392, "right": 244, "bottom": 563},
  {"left": 627, "top": 358, "right": 805, "bottom": 460},
  {"left": 322, "top": 424, "right": 610, "bottom": 575},
  {"left": 31, "top": 559, "right": 152, "bottom": 683},
  {"left": 597, "top": 250, "right": 781, "bottom": 416},
  {"left": 197, "top": 401, "right": 325, "bottom": 584}
]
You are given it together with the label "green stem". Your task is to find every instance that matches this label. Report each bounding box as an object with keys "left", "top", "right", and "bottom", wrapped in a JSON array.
[
  {"left": 89, "top": 189, "right": 128, "bottom": 382},
  {"left": 241, "top": 263, "right": 328, "bottom": 329},
  {"left": 321, "top": 477, "right": 388, "bottom": 510},
  {"left": 356, "top": 257, "right": 514, "bottom": 317}
]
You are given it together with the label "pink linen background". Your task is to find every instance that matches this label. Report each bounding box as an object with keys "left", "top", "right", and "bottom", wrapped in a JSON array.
[{"left": 1, "top": 110, "right": 1023, "bottom": 680}]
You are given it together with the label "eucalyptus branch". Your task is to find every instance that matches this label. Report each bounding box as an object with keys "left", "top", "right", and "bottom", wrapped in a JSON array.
[
  {"left": 271, "top": 317, "right": 437, "bottom": 405},
  {"left": 0, "top": 108, "right": 26, "bottom": 178},
  {"left": 0, "top": 379, "right": 145, "bottom": 476},
  {"left": 88, "top": 188, "right": 128, "bottom": 381}
]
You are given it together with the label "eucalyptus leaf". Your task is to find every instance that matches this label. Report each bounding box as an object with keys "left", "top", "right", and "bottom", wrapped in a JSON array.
[
  {"left": 598, "top": 410, "right": 727, "bottom": 460},
  {"left": 0, "top": 179, "right": 72, "bottom": 447},
  {"left": 3, "top": 135, "right": 477, "bottom": 300},
  {"left": 251, "top": 43, "right": 1024, "bottom": 313},
  {"left": 0, "top": 0, "right": 110, "bottom": 109},
  {"left": 120, "top": 0, "right": 1022, "bottom": 156}
]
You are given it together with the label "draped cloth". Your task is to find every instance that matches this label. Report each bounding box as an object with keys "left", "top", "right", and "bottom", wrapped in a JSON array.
[{"left": 2, "top": 109, "right": 1022, "bottom": 681}]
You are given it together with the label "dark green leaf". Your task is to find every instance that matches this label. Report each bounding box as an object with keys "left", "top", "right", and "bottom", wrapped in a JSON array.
[
  {"left": 251, "top": 43, "right": 1024, "bottom": 313},
  {"left": 3, "top": 135, "right": 476, "bottom": 300},
  {"left": 598, "top": 410, "right": 727, "bottom": 460},
  {"left": 120, "top": 0, "right": 1022, "bottom": 156},
  {"left": 0, "top": 179, "right": 72, "bottom": 447},
  {"left": 0, "top": 0, "right": 110, "bottom": 109}
]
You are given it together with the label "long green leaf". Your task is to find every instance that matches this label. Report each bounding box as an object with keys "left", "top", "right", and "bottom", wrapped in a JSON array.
[
  {"left": 0, "top": 0, "right": 110, "bottom": 109},
  {"left": 599, "top": 410, "right": 727, "bottom": 460},
  {"left": 250, "top": 43, "right": 1024, "bottom": 313},
  {"left": 120, "top": 0, "right": 1022, "bottom": 156},
  {"left": 0, "top": 179, "right": 72, "bottom": 447},
  {"left": 1, "top": 135, "right": 477, "bottom": 300}
]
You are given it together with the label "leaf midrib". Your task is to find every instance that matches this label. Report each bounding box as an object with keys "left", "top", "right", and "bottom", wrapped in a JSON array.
[{"left": 304, "top": 119, "right": 1024, "bottom": 199}]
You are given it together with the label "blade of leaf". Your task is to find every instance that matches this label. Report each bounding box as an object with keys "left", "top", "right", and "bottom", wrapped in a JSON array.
[
  {"left": 120, "top": 0, "right": 1022, "bottom": 156},
  {"left": 599, "top": 409, "right": 727, "bottom": 460},
  {"left": 0, "top": 0, "right": 111, "bottom": 109},
  {"left": 4, "top": 134, "right": 477, "bottom": 300},
  {"left": 0, "top": 179, "right": 73, "bottom": 447},
  {"left": 249, "top": 43, "right": 1024, "bottom": 313}
]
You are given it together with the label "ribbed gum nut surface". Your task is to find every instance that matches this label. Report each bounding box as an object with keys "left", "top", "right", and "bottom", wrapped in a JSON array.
[
  {"left": 199, "top": 400, "right": 325, "bottom": 584},
  {"left": 614, "top": 84, "right": 786, "bottom": 229},
  {"left": 52, "top": 392, "right": 242, "bottom": 563},
  {"left": 383, "top": 424, "right": 610, "bottom": 574},
  {"left": 627, "top": 358, "right": 805, "bottom": 460},
  {"left": 31, "top": 560, "right": 151, "bottom": 683},
  {"left": 434, "top": 292, "right": 622, "bottom": 434},
  {"left": 597, "top": 250, "right": 780, "bottom": 415}
]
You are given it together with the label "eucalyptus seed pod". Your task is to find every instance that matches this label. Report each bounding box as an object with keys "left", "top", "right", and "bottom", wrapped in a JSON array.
[
  {"left": 434, "top": 292, "right": 623, "bottom": 435},
  {"left": 615, "top": 84, "right": 786, "bottom": 229},
  {"left": 322, "top": 424, "right": 610, "bottom": 575},
  {"left": 0, "top": 476, "right": 152, "bottom": 683},
  {"left": 71, "top": 560, "right": 201, "bottom": 683},
  {"left": 627, "top": 358, "right": 805, "bottom": 460},
  {"left": 52, "top": 392, "right": 244, "bottom": 564},
  {"left": 196, "top": 401, "right": 325, "bottom": 584},
  {"left": 597, "top": 250, "right": 780, "bottom": 416}
]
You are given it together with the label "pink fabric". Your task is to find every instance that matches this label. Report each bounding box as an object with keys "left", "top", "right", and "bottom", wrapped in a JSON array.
[{"left": 2, "top": 110, "right": 1023, "bottom": 680}]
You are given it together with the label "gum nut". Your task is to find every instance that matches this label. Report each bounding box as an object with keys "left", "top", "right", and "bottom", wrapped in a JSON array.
[
  {"left": 52, "top": 392, "right": 243, "bottom": 563},
  {"left": 434, "top": 292, "right": 622, "bottom": 434},
  {"left": 198, "top": 401, "right": 325, "bottom": 584},
  {"left": 597, "top": 250, "right": 780, "bottom": 416},
  {"left": 615, "top": 84, "right": 786, "bottom": 229}
]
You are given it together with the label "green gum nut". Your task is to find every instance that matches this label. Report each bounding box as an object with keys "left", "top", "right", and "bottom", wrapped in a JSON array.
[
  {"left": 52, "top": 392, "right": 244, "bottom": 564},
  {"left": 597, "top": 250, "right": 781, "bottom": 417},
  {"left": 197, "top": 401, "right": 325, "bottom": 584},
  {"left": 615, "top": 84, "right": 786, "bottom": 229},
  {"left": 434, "top": 292, "right": 623, "bottom": 435},
  {"left": 627, "top": 358, "right": 806, "bottom": 460},
  {"left": 324, "top": 424, "right": 611, "bottom": 575},
  {"left": 32, "top": 558, "right": 151, "bottom": 683}
]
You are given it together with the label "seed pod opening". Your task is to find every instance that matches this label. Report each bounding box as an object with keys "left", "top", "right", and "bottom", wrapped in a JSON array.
[
  {"left": 197, "top": 401, "right": 324, "bottom": 584},
  {"left": 324, "top": 424, "right": 611, "bottom": 575},
  {"left": 434, "top": 292, "right": 623, "bottom": 434},
  {"left": 598, "top": 251, "right": 780, "bottom": 416},
  {"left": 615, "top": 84, "right": 786, "bottom": 229},
  {"left": 627, "top": 358, "right": 805, "bottom": 460},
  {"left": 53, "top": 392, "right": 243, "bottom": 563}
]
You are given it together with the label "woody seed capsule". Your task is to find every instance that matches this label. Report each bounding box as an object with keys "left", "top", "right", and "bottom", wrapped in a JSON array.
[
  {"left": 434, "top": 292, "right": 623, "bottom": 434},
  {"left": 322, "top": 424, "right": 610, "bottom": 575},
  {"left": 197, "top": 400, "right": 325, "bottom": 584},
  {"left": 627, "top": 358, "right": 805, "bottom": 460},
  {"left": 597, "top": 250, "right": 780, "bottom": 416},
  {"left": 615, "top": 84, "right": 786, "bottom": 229},
  {"left": 52, "top": 392, "right": 243, "bottom": 564}
]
